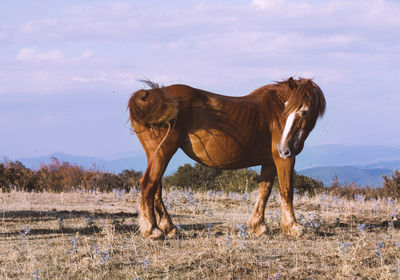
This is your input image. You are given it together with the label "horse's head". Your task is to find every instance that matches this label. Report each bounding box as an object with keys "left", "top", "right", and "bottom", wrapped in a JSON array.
[{"left": 277, "top": 79, "right": 326, "bottom": 159}]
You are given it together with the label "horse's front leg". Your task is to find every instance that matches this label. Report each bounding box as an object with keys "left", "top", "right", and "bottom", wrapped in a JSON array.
[
  {"left": 139, "top": 145, "right": 178, "bottom": 239},
  {"left": 275, "top": 157, "right": 303, "bottom": 236},
  {"left": 139, "top": 162, "right": 165, "bottom": 240},
  {"left": 249, "top": 165, "right": 276, "bottom": 236},
  {"left": 154, "top": 182, "right": 177, "bottom": 237}
]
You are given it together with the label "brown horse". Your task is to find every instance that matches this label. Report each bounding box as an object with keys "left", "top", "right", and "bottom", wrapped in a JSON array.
[{"left": 128, "top": 77, "right": 326, "bottom": 239}]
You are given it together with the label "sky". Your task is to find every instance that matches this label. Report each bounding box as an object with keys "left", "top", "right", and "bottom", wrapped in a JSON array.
[{"left": 1, "top": 0, "right": 400, "bottom": 159}]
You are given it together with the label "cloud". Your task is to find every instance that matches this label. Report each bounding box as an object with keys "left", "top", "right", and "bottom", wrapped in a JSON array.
[
  {"left": 16, "top": 48, "right": 36, "bottom": 61},
  {"left": 16, "top": 47, "right": 64, "bottom": 63},
  {"left": 70, "top": 76, "right": 107, "bottom": 83},
  {"left": 81, "top": 50, "right": 93, "bottom": 59},
  {"left": 40, "top": 114, "right": 66, "bottom": 124},
  {"left": 251, "top": 0, "right": 285, "bottom": 10},
  {"left": 2, "top": 0, "right": 398, "bottom": 97}
]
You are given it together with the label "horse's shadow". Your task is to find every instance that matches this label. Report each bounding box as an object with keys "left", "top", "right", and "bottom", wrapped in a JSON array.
[
  {"left": 178, "top": 222, "right": 223, "bottom": 231},
  {"left": 309, "top": 219, "right": 400, "bottom": 237},
  {"left": 324, "top": 219, "right": 400, "bottom": 230},
  {"left": 2, "top": 209, "right": 398, "bottom": 240},
  {"left": 0, "top": 210, "right": 138, "bottom": 239},
  {"left": 1, "top": 209, "right": 138, "bottom": 220}
]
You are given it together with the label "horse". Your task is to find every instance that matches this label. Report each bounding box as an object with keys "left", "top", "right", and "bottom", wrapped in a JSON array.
[{"left": 128, "top": 77, "right": 326, "bottom": 239}]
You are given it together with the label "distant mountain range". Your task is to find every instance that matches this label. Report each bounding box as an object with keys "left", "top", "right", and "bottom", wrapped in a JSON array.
[
  {"left": 295, "top": 144, "right": 400, "bottom": 169},
  {"left": 357, "top": 160, "right": 400, "bottom": 170},
  {"left": 3, "top": 144, "right": 400, "bottom": 187},
  {"left": 294, "top": 144, "right": 400, "bottom": 187},
  {"left": 298, "top": 166, "right": 393, "bottom": 187}
]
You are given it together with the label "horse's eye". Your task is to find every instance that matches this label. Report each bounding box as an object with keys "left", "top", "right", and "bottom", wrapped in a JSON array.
[{"left": 300, "top": 110, "right": 308, "bottom": 117}]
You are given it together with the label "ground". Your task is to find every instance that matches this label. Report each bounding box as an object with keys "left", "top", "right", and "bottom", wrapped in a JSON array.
[{"left": 0, "top": 188, "right": 399, "bottom": 279}]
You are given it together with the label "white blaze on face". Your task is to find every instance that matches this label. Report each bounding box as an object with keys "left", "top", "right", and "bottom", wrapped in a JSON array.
[{"left": 280, "top": 111, "right": 296, "bottom": 147}]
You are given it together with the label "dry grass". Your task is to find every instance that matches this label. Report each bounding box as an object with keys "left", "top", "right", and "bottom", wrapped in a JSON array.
[{"left": 1, "top": 188, "right": 400, "bottom": 280}]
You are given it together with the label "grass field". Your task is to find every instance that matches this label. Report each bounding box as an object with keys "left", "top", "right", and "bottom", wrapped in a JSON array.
[{"left": 1, "top": 188, "right": 399, "bottom": 279}]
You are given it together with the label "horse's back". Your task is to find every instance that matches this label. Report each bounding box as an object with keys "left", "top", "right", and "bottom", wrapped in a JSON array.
[{"left": 161, "top": 85, "right": 273, "bottom": 169}]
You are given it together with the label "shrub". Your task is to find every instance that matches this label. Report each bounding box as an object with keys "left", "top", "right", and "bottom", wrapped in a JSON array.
[
  {"left": 2, "top": 161, "right": 35, "bottom": 191},
  {"left": 0, "top": 158, "right": 142, "bottom": 193},
  {"left": 118, "top": 169, "right": 143, "bottom": 191},
  {"left": 382, "top": 170, "right": 400, "bottom": 198},
  {"left": 163, "top": 163, "right": 323, "bottom": 195},
  {"left": 0, "top": 163, "right": 9, "bottom": 191},
  {"left": 91, "top": 172, "right": 123, "bottom": 192},
  {"left": 324, "top": 171, "right": 400, "bottom": 201},
  {"left": 293, "top": 172, "right": 325, "bottom": 196},
  {"left": 215, "top": 169, "right": 260, "bottom": 193},
  {"left": 163, "top": 163, "right": 222, "bottom": 191},
  {"left": 163, "top": 163, "right": 261, "bottom": 192},
  {"left": 325, "top": 174, "right": 399, "bottom": 201}
]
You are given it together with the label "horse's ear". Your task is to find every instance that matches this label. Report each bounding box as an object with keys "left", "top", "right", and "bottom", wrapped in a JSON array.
[{"left": 288, "top": 77, "right": 298, "bottom": 90}]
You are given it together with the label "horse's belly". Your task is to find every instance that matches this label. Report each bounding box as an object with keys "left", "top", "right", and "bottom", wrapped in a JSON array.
[{"left": 182, "top": 129, "right": 261, "bottom": 168}]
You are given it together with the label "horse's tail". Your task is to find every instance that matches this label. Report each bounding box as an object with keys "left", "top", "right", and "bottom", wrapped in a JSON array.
[{"left": 128, "top": 83, "right": 178, "bottom": 130}]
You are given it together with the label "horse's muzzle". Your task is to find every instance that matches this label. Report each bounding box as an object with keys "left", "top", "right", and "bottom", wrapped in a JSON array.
[{"left": 277, "top": 144, "right": 292, "bottom": 159}]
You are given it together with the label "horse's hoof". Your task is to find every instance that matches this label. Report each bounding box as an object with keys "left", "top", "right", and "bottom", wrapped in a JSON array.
[
  {"left": 253, "top": 224, "right": 270, "bottom": 237},
  {"left": 166, "top": 227, "right": 178, "bottom": 238},
  {"left": 292, "top": 223, "right": 305, "bottom": 236},
  {"left": 158, "top": 219, "right": 176, "bottom": 237},
  {"left": 148, "top": 227, "right": 164, "bottom": 240},
  {"left": 281, "top": 222, "right": 304, "bottom": 237}
]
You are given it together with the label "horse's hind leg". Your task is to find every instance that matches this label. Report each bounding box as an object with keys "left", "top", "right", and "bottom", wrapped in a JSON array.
[
  {"left": 154, "top": 182, "right": 177, "bottom": 237},
  {"left": 249, "top": 165, "right": 276, "bottom": 236}
]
